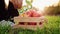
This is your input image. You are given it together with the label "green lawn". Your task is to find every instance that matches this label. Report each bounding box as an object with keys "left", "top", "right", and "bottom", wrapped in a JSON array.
[
  {"left": 45, "top": 16, "right": 60, "bottom": 28},
  {"left": 0, "top": 16, "right": 60, "bottom": 34},
  {"left": 16, "top": 16, "right": 60, "bottom": 34},
  {"left": 12, "top": 16, "right": 60, "bottom": 34}
]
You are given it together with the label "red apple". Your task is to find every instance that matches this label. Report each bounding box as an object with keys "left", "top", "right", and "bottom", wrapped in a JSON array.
[
  {"left": 18, "top": 22, "right": 25, "bottom": 25},
  {"left": 28, "top": 22, "right": 37, "bottom": 25}
]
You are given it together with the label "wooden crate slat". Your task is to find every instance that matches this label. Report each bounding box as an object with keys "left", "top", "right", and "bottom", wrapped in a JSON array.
[{"left": 14, "top": 17, "right": 42, "bottom": 23}]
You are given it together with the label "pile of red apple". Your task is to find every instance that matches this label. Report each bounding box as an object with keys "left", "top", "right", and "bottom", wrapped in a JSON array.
[{"left": 19, "top": 9, "right": 43, "bottom": 25}]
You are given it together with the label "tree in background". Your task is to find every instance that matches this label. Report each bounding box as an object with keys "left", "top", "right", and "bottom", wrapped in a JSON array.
[{"left": 44, "top": 1, "right": 60, "bottom": 15}]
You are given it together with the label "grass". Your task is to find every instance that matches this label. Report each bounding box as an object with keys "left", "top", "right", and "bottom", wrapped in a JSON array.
[
  {"left": 43, "top": 16, "right": 60, "bottom": 34},
  {"left": 13, "top": 16, "right": 60, "bottom": 34},
  {"left": 45, "top": 16, "right": 60, "bottom": 29},
  {"left": 0, "top": 16, "right": 60, "bottom": 34}
]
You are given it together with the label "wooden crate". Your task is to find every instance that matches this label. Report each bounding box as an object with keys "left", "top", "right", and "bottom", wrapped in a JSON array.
[{"left": 14, "top": 17, "right": 45, "bottom": 30}]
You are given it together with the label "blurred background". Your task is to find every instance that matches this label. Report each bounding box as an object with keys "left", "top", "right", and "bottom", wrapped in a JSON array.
[{"left": 22, "top": 0, "right": 60, "bottom": 15}]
